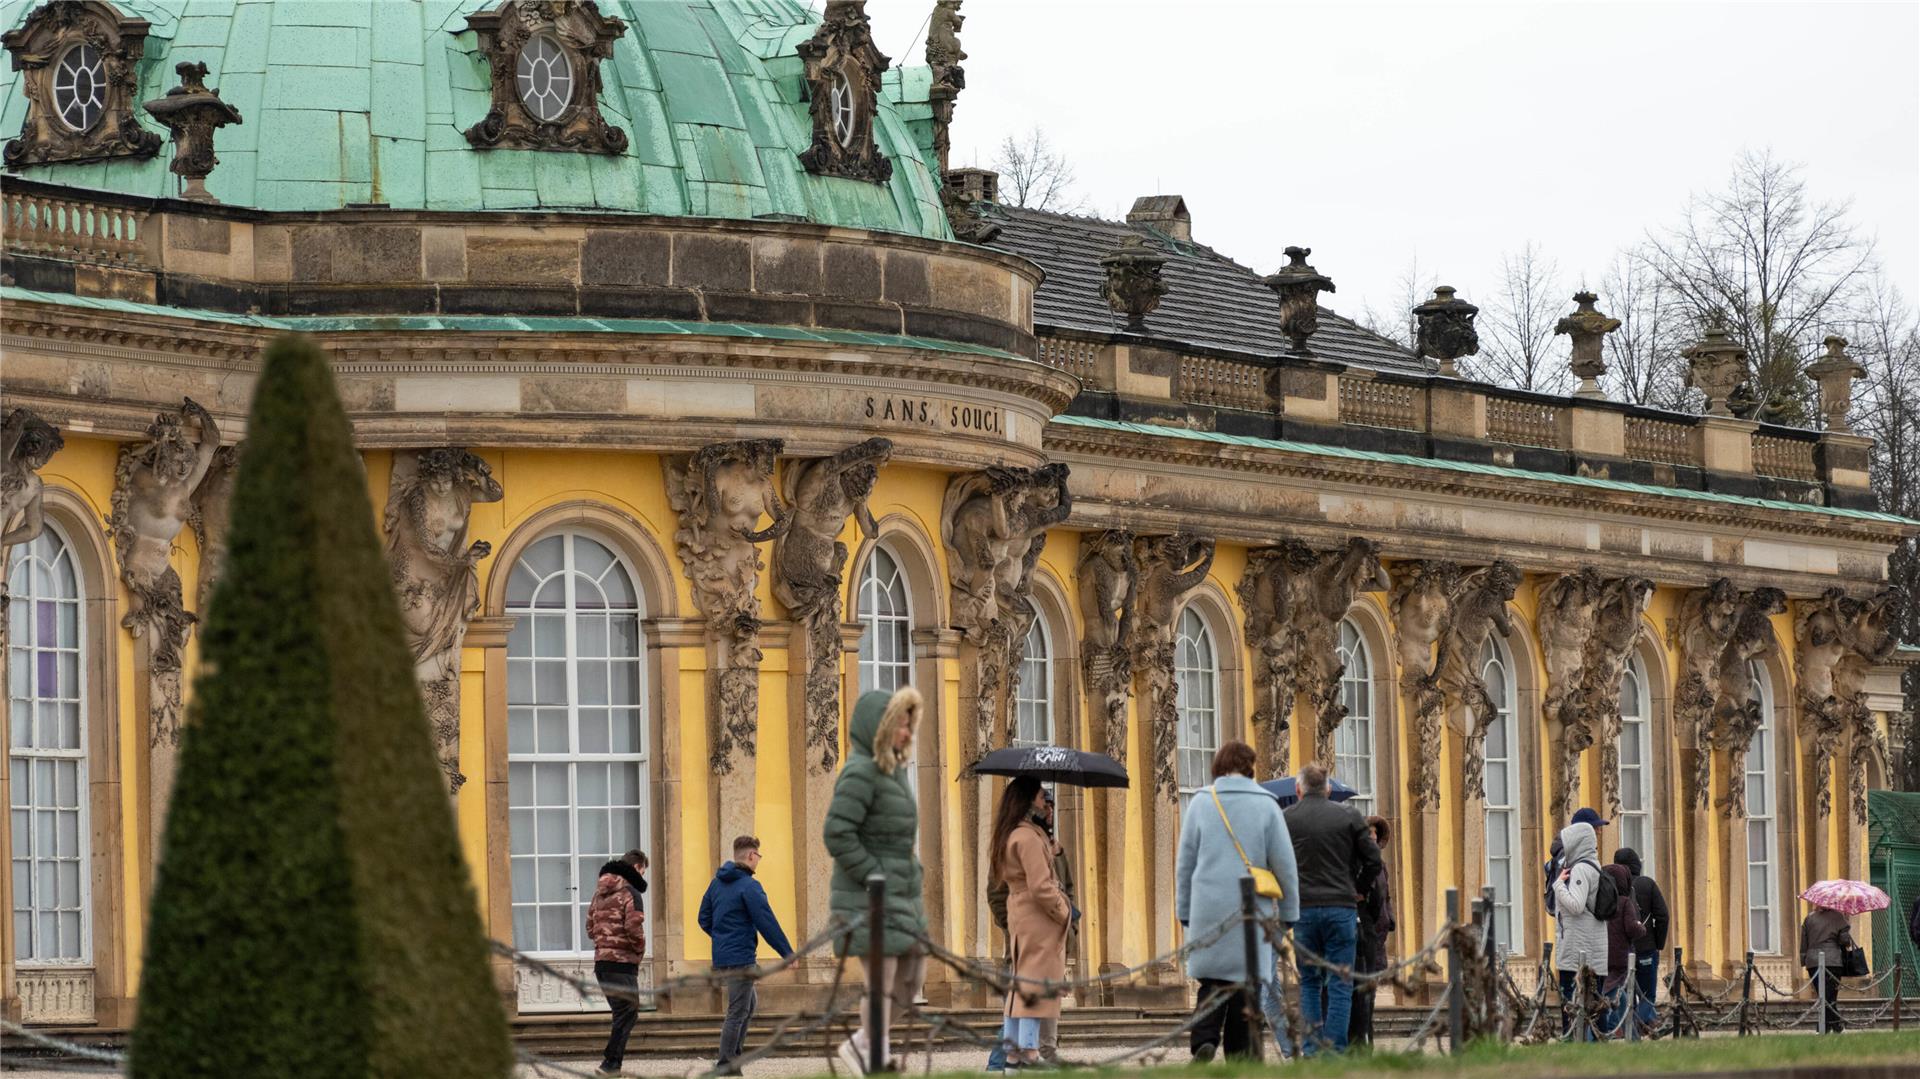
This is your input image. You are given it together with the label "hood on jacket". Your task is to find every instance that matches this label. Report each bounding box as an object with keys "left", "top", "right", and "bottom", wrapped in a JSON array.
[
  {"left": 715, "top": 860, "right": 752, "bottom": 884},
  {"left": 850, "top": 690, "right": 889, "bottom": 758},
  {"left": 597, "top": 859, "right": 647, "bottom": 895},
  {"left": 849, "top": 686, "right": 920, "bottom": 774},
  {"left": 1614, "top": 847, "right": 1643, "bottom": 877},
  {"left": 1560, "top": 822, "right": 1598, "bottom": 866}
]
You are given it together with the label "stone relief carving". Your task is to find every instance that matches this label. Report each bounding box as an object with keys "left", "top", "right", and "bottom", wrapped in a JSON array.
[
  {"left": 1293, "top": 538, "right": 1389, "bottom": 767},
  {"left": 1795, "top": 587, "right": 1897, "bottom": 824},
  {"left": 107, "top": 398, "right": 220, "bottom": 747},
  {"left": 796, "top": 1, "right": 893, "bottom": 183},
  {"left": 2, "top": 0, "right": 162, "bottom": 168},
  {"left": 1412, "top": 285, "right": 1480, "bottom": 378},
  {"left": 187, "top": 444, "right": 240, "bottom": 613},
  {"left": 663, "top": 440, "right": 790, "bottom": 775},
  {"left": 1238, "top": 544, "right": 1303, "bottom": 777},
  {"left": 1708, "top": 587, "right": 1786, "bottom": 814},
  {"left": 463, "top": 0, "right": 629, "bottom": 154},
  {"left": 1130, "top": 534, "right": 1214, "bottom": 801},
  {"left": 1077, "top": 530, "right": 1137, "bottom": 758},
  {"left": 1389, "top": 560, "right": 1461, "bottom": 811},
  {"left": 1555, "top": 291, "right": 1621, "bottom": 399},
  {"left": 1, "top": 409, "right": 66, "bottom": 651},
  {"left": 1580, "top": 576, "right": 1656, "bottom": 820},
  {"left": 1263, "top": 246, "right": 1336, "bottom": 355},
  {"left": 141, "top": 61, "right": 242, "bottom": 202},
  {"left": 383, "top": 448, "right": 505, "bottom": 794},
  {"left": 1682, "top": 316, "right": 1750, "bottom": 418},
  {"left": 1538, "top": 568, "right": 1603, "bottom": 820},
  {"left": 1670, "top": 579, "right": 1742, "bottom": 808},
  {"left": 1806, "top": 335, "right": 1867, "bottom": 434},
  {"left": 772, "top": 437, "right": 893, "bottom": 774},
  {"left": 1434, "top": 562, "right": 1521, "bottom": 802},
  {"left": 1099, "top": 235, "right": 1170, "bottom": 332}
]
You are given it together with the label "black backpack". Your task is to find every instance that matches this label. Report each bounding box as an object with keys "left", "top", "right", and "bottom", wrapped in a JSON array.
[
  {"left": 1582, "top": 860, "right": 1620, "bottom": 920},
  {"left": 1908, "top": 896, "right": 1920, "bottom": 948}
]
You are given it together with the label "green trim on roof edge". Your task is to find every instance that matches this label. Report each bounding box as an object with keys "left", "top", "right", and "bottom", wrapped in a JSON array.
[{"left": 1048, "top": 414, "right": 1920, "bottom": 528}]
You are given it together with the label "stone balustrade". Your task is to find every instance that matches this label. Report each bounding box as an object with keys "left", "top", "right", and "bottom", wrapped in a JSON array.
[
  {"left": 1625, "top": 413, "right": 1699, "bottom": 467},
  {"left": 1176, "top": 353, "right": 1266, "bottom": 411},
  {"left": 1337, "top": 373, "right": 1422, "bottom": 430},
  {"left": 1036, "top": 335, "right": 1100, "bottom": 383},
  {"left": 2, "top": 186, "right": 152, "bottom": 267},
  {"left": 1486, "top": 395, "right": 1562, "bottom": 449},
  {"left": 1753, "top": 431, "right": 1820, "bottom": 482}
]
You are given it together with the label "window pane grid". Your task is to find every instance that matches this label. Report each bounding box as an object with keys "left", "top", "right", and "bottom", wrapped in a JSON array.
[
  {"left": 1745, "top": 662, "right": 1778, "bottom": 954},
  {"left": 1479, "top": 639, "right": 1520, "bottom": 956},
  {"left": 1012, "top": 620, "right": 1053, "bottom": 749},
  {"left": 1332, "top": 621, "right": 1375, "bottom": 816},
  {"left": 1174, "top": 608, "right": 1220, "bottom": 810},
  {"left": 1616, "top": 661, "right": 1654, "bottom": 869},
  {"left": 857, "top": 547, "right": 912, "bottom": 694}
]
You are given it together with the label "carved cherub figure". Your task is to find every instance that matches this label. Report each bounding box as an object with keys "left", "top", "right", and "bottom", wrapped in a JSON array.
[
  {"left": 666, "top": 439, "right": 789, "bottom": 632},
  {"left": 2, "top": 408, "right": 65, "bottom": 553},
  {"left": 1078, "top": 530, "right": 1137, "bottom": 655},
  {"left": 1537, "top": 567, "right": 1604, "bottom": 732},
  {"left": 942, "top": 463, "right": 1071, "bottom": 640},
  {"left": 1131, "top": 533, "right": 1215, "bottom": 653},
  {"left": 1388, "top": 560, "right": 1461, "bottom": 691},
  {"left": 109, "top": 398, "right": 221, "bottom": 633},
  {"left": 773, "top": 437, "right": 893, "bottom": 620},
  {"left": 384, "top": 448, "right": 505, "bottom": 673}
]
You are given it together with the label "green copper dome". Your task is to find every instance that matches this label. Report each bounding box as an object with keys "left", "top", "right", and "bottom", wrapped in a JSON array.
[{"left": 0, "top": 0, "right": 951, "bottom": 238}]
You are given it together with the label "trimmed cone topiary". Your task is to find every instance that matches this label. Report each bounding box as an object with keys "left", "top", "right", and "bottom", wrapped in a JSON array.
[{"left": 131, "top": 334, "right": 512, "bottom": 1078}]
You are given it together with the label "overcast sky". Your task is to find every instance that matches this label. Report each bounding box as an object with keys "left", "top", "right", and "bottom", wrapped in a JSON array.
[{"left": 861, "top": 0, "right": 1920, "bottom": 331}]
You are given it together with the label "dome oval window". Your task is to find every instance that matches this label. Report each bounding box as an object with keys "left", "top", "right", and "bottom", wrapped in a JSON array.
[
  {"left": 52, "top": 43, "right": 106, "bottom": 132},
  {"left": 514, "top": 34, "right": 573, "bottom": 124},
  {"left": 828, "top": 71, "right": 856, "bottom": 148}
]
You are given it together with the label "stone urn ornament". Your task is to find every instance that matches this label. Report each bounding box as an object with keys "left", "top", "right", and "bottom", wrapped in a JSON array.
[
  {"left": 1805, "top": 334, "right": 1866, "bottom": 433},
  {"left": 1264, "top": 246, "right": 1336, "bottom": 355},
  {"left": 1555, "top": 291, "right": 1622, "bottom": 399},
  {"left": 143, "top": 62, "right": 242, "bottom": 203},
  {"left": 1682, "top": 314, "right": 1750, "bottom": 417},
  {"left": 1412, "top": 285, "right": 1481, "bottom": 377},
  {"left": 1099, "top": 235, "right": 1169, "bottom": 331}
]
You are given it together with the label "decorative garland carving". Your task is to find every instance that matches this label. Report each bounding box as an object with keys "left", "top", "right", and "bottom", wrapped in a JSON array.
[
  {"left": 3, "top": 0, "right": 162, "bottom": 168},
  {"left": 463, "top": 0, "right": 629, "bottom": 154},
  {"left": 1670, "top": 579, "right": 1785, "bottom": 811},
  {"left": 796, "top": 1, "right": 892, "bottom": 183},
  {"left": 1539, "top": 568, "right": 1604, "bottom": 820},
  {"left": 1, "top": 409, "right": 66, "bottom": 654},
  {"left": 1077, "top": 530, "right": 1136, "bottom": 759},
  {"left": 1436, "top": 562, "right": 1521, "bottom": 802},
  {"left": 1131, "top": 534, "right": 1214, "bottom": 801},
  {"left": 107, "top": 398, "right": 220, "bottom": 748},
  {"left": 663, "top": 440, "right": 789, "bottom": 775},
  {"left": 384, "top": 449, "right": 504, "bottom": 794},
  {"left": 1795, "top": 587, "right": 1897, "bottom": 825},
  {"left": 772, "top": 437, "right": 893, "bottom": 775},
  {"left": 1708, "top": 587, "right": 1786, "bottom": 814},
  {"left": 1580, "top": 575, "right": 1655, "bottom": 819},
  {"left": 1390, "top": 560, "right": 1461, "bottom": 811},
  {"left": 1238, "top": 544, "right": 1303, "bottom": 777}
]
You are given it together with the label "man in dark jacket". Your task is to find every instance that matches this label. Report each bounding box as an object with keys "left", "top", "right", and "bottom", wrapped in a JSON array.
[
  {"left": 699, "top": 836, "right": 795, "bottom": 1075},
  {"left": 1348, "top": 817, "right": 1394, "bottom": 1048},
  {"left": 1614, "top": 848, "right": 1668, "bottom": 1033},
  {"left": 1283, "top": 763, "right": 1383, "bottom": 1055}
]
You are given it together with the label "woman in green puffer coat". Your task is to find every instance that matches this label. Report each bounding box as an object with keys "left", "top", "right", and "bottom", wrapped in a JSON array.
[{"left": 825, "top": 686, "right": 927, "bottom": 1074}]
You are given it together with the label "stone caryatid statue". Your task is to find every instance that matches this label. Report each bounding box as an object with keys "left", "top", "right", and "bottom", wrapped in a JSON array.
[
  {"left": 1388, "top": 560, "right": 1461, "bottom": 811},
  {"left": 1099, "top": 235, "right": 1170, "bottom": 332},
  {"left": 1806, "top": 335, "right": 1867, "bottom": 434},
  {"left": 665, "top": 439, "right": 790, "bottom": 778},
  {"left": 1538, "top": 568, "right": 1604, "bottom": 818},
  {"left": 1077, "top": 530, "right": 1137, "bottom": 758},
  {"left": 1, "top": 409, "right": 66, "bottom": 650},
  {"left": 1556, "top": 291, "right": 1622, "bottom": 399},
  {"left": 1669, "top": 578, "right": 1743, "bottom": 807},
  {"left": 1580, "top": 575, "right": 1655, "bottom": 820},
  {"left": 108, "top": 398, "right": 220, "bottom": 748},
  {"left": 1434, "top": 562, "right": 1522, "bottom": 802},
  {"left": 772, "top": 436, "right": 893, "bottom": 773},
  {"left": 188, "top": 444, "right": 241, "bottom": 612},
  {"left": 1708, "top": 587, "right": 1786, "bottom": 814},
  {"left": 1263, "top": 246, "right": 1336, "bottom": 355},
  {"left": 1413, "top": 285, "right": 1481, "bottom": 378},
  {"left": 1795, "top": 587, "right": 1898, "bottom": 824},
  {"left": 1291, "top": 538, "right": 1389, "bottom": 767},
  {"left": 926, "top": 0, "right": 965, "bottom": 172},
  {"left": 383, "top": 448, "right": 505, "bottom": 794},
  {"left": 1238, "top": 544, "right": 1304, "bottom": 776},
  {"left": 1130, "top": 534, "right": 1214, "bottom": 800},
  {"left": 1682, "top": 315, "right": 1750, "bottom": 418}
]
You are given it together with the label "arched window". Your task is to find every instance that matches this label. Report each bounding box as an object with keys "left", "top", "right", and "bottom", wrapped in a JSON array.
[
  {"left": 1617, "top": 656, "right": 1654, "bottom": 866},
  {"left": 505, "top": 532, "right": 648, "bottom": 956},
  {"left": 7, "top": 524, "right": 89, "bottom": 964},
  {"left": 1332, "top": 620, "right": 1376, "bottom": 815},
  {"left": 1013, "top": 617, "right": 1054, "bottom": 748},
  {"left": 856, "top": 545, "right": 913, "bottom": 694},
  {"left": 1746, "top": 661, "right": 1780, "bottom": 954},
  {"left": 1480, "top": 637, "right": 1521, "bottom": 955},
  {"left": 1174, "top": 607, "right": 1221, "bottom": 809}
]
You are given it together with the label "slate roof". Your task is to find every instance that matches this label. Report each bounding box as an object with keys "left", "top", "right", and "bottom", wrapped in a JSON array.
[
  {"left": 0, "top": 0, "right": 949, "bottom": 236},
  {"left": 982, "top": 202, "right": 1432, "bottom": 375}
]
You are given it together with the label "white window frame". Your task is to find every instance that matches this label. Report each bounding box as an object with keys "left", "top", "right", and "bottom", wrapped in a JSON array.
[
  {"left": 1174, "top": 606, "right": 1221, "bottom": 810},
  {"left": 514, "top": 33, "right": 574, "bottom": 123},
  {"left": 1013, "top": 616, "right": 1054, "bottom": 749},
  {"left": 856, "top": 544, "right": 914, "bottom": 694},
  {"left": 1332, "top": 620, "right": 1376, "bottom": 816},
  {"left": 505, "top": 531, "right": 649, "bottom": 959},
  {"left": 1617, "top": 656, "right": 1655, "bottom": 868},
  {"left": 7, "top": 522, "right": 91, "bottom": 966},
  {"left": 1746, "top": 661, "right": 1780, "bottom": 955},
  {"left": 1480, "top": 637, "right": 1521, "bottom": 956}
]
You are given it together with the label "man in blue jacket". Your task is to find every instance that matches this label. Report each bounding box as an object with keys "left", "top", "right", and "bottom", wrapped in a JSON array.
[{"left": 699, "top": 835, "right": 795, "bottom": 1075}]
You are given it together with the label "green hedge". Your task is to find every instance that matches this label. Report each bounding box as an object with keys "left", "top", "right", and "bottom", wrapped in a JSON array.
[{"left": 131, "top": 334, "right": 512, "bottom": 1078}]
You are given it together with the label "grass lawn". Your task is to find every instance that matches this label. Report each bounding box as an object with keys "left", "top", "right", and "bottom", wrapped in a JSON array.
[{"left": 1129, "top": 1031, "right": 1920, "bottom": 1077}]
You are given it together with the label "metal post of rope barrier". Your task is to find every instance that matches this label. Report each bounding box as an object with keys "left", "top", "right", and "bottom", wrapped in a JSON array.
[
  {"left": 1816, "top": 953, "right": 1828, "bottom": 1035},
  {"left": 1739, "top": 950, "right": 1754, "bottom": 1036},
  {"left": 1894, "top": 951, "right": 1903, "bottom": 1032},
  {"left": 1627, "top": 957, "right": 1640, "bottom": 1043},
  {"left": 1668, "top": 947, "right": 1686, "bottom": 1039},
  {"left": 1446, "top": 888, "right": 1464, "bottom": 1053},
  {"left": 866, "top": 873, "right": 887, "bottom": 1075},
  {"left": 1238, "top": 876, "right": 1266, "bottom": 1061},
  {"left": 1576, "top": 967, "right": 1593, "bottom": 1043}
]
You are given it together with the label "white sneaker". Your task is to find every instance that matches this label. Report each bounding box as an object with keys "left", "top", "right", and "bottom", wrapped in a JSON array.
[{"left": 837, "top": 1037, "right": 868, "bottom": 1076}]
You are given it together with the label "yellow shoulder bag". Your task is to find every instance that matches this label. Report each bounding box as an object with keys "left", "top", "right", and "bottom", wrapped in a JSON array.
[{"left": 1209, "top": 787, "right": 1285, "bottom": 900}]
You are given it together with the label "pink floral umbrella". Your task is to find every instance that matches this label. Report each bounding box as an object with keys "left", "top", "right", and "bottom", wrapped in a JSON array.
[{"left": 1799, "top": 879, "right": 1890, "bottom": 915}]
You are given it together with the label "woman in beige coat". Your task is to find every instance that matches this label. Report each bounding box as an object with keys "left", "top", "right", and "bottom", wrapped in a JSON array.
[{"left": 991, "top": 776, "right": 1071, "bottom": 1068}]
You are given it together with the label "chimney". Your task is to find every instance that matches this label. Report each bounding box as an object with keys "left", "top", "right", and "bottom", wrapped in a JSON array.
[
  {"left": 1126, "top": 195, "right": 1190, "bottom": 242},
  {"left": 946, "top": 167, "right": 999, "bottom": 204}
]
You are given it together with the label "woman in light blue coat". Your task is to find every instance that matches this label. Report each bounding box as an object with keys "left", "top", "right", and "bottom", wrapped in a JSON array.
[{"left": 1176, "top": 741, "right": 1300, "bottom": 1060}]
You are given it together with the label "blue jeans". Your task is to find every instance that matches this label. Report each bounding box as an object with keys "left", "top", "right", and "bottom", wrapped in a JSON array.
[
  {"left": 1633, "top": 952, "right": 1658, "bottom": 1029},
  {"left": 1295, "top": 906, "right": 1357, "bottom": 1055}
]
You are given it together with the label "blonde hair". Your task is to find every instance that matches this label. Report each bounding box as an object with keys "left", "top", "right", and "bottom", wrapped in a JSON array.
[{"left": 873, "top": 686, "right": 922, "bottom": 775}]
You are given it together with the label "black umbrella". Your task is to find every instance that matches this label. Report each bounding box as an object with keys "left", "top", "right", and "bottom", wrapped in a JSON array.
[{"left": 970, "top": 745, "right": 1129, "bottom": 788}]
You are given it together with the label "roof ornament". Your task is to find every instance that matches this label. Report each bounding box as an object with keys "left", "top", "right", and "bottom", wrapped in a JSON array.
[
  {"left": 798, "top": 1, "right": 893, "bottom": 183},
  {"left": 1806, "top": 334, "right": 1867, "bottom": 433},
  {"left": 462, "top": 0, "right": 629, "bottom": 154},
  {"left": 1412, "top": 285, "right": 1480, "bottom": 378},
  {"left": 1263, "top": 246, "right": 1336, "bottom": 356},
  {"left": 2, "top": 0, "right": 162, "bottom": 167},
  {"left": 142, "top": 62, "right": 243, "bottom": 204},
  {"left": 928, "top": 1, "right": 997, "bottom": 241},
  {"left": 1099, "top": 235, "right": 1169, "bottom": 332},
  {"left": 1682, "top": 313, "right": 1751, "bottom": 418},
  {"left": 1555, "top": 290, "right": 1621, "bottom": 399}
]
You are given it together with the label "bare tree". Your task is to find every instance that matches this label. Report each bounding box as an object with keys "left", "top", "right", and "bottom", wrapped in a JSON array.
[
  {"left": 991, "top": 128, "right": 1088, "bottom": 214},
  {"left": 1599, "top": 247, "right": 1692, "bottom": 409},
  {"left": 1358, "top": 255, "right": 1440, "bottom": 351},
  {"left": 1470, "top": 242, "right": 1570, "bottom": 394},
  {"left": 1642, "top": 149, "right": 1875, "bottom": 425}
]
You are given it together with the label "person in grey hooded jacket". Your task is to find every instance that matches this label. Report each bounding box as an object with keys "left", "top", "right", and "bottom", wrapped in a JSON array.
[{"left": 1551, "top": 821, "right": 1609, "bottom": 1037}]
